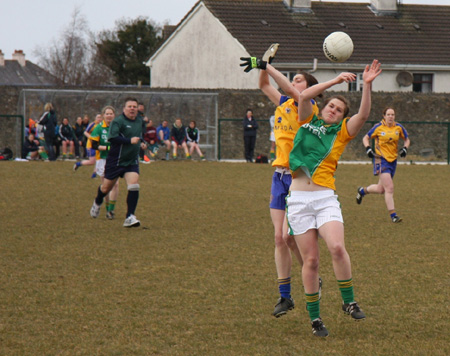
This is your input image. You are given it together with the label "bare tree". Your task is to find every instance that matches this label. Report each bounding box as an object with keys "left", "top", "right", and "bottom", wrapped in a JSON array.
[{"left": 35, "top": 6, "right": 114, "bottom": 86}]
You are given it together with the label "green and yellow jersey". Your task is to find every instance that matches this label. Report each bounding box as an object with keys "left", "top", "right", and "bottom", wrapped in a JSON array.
[
  {"left": 289, "top": 112, "right": 354, "bottom": 191},
  {"left": 90, "top": 120, "right": 110, "bottom": 160}
]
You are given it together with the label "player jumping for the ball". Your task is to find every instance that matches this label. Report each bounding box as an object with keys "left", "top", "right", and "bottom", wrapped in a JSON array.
[
  {"left": 241, "top": 44, "right": 323, "bottom": 319},
  {"left": 286, "top": 60, "right": 382, "bottom": 337}
]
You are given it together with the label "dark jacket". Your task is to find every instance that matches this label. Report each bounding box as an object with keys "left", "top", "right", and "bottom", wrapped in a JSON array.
[
  {"left": 59, "top": 124, "right": 75, "bottom": 141},
  {"left": 243, "top": 116, "right": 258, "bottom": 137},
  {"left": 22, "top": 138, "right": 39, "bottom": 158},
  {"left": 39, "top": 110, "right": 57, "bottom": 138},
  {"left": 73, "top": 123, "right": 86, "bottom": 141},
  {"left": 171, "top": 124, "right": 187, "bottom": 144},
  {"left": 186, "top": 127, "right": 200, "bottom": 143}
]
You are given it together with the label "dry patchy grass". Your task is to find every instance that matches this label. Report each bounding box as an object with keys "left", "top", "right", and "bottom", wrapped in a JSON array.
[{"left": 0, "top": 161, "right": 449, "bottom": 355}]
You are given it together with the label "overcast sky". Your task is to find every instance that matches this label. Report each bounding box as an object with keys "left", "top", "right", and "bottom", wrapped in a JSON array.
[{"left": 1, "top": 0, "right": 448, "bottom": 63}]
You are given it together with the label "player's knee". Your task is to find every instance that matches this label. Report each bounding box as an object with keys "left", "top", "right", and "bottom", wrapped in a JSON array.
[
  {"left": 283, "top": 234, "right": 296, "bottom": 249},
  {"left": 329, "top": 243, "right": 347, "bottom": 260},
  {"left": 304, "top": 255, "right": 319, "bottom": 271},
  {"left": 127, "top": 183, "right": 140, "bottom": 191},
  {"left": 274, "top": 231, "right": 285, "bottom": 246}
]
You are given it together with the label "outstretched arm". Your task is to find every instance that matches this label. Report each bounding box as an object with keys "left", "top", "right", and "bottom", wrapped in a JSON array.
[
  {"left": 347, "top": 60, "right": 382, "bottom": 137},
  {"left": 259, "top": 69, "right": 281, "bottom": 106},
  {"left": 298, "top": 72, "right": 356, "bottom": 122},
  {"left": 266, "top": 64, "right": 301, "bottom": 100}
]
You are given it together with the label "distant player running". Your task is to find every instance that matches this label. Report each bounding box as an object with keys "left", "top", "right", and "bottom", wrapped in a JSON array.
[
  {"left": 356, "top": 107, "right": 410, "bottom": 223},
  {"left": 89, "top": 106, "right": 119, "bottom": 220},
  {"left": 90, "top": 97, "right": 146, "bottom": 227}
]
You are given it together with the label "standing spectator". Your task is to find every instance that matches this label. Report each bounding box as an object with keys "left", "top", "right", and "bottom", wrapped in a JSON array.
[
  {"left": 143, "top": 119, "right": 159, "bottom": 160},
  {"left": 37, "top": 102, "right": 57, "bottom": 161},
  {"left": 356, "top": 107, "right": 410, "bottom": 223},
  {"left": 73, "top": 116, "right": 87, "bottom": 159},
  {"left": 171, "top": 118, "right": 190, "bottom": 159},
  {"left": 243, "top": 108, "right": 258, "bottom": 162},
  {"left": 157, "top": 120, "right": 171, "bottom": 160},
  {"left": 138, "top": 103, "right": 149, "bottom": 126},
  {"left": 186, "top": 120, "right": 205, "bottom": 160},
  {"left": 90, "top": 97, "right": 146, "bottom": 228},
  {"left": 59, "top": 117, "right": 76, "bottom": 159}
]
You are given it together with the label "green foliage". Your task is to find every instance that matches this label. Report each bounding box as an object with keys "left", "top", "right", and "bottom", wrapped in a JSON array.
[
  {"left": 96, "top": 17, "right": 163, "bottom": 85},
  {"left": 1, "top": 162, "right": 449, "bottom": 355}
]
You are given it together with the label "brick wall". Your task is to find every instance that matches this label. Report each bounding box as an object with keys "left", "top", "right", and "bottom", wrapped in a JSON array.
[{"left": 1, "top": 86, "right": 449, "bottom": 161}]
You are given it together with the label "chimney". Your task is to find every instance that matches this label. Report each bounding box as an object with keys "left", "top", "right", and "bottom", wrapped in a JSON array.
[
  {"left": 370, "top": 0, "right": 398, "bottom": 15},
  {"left": 283, "top": 0, "right": 312, "bottom": 13},
  {"left": 163, "top": 25, "right": 176, "bottom": 41},
  {"left": 0, "top": 50, "right": 4, "bottom": 66},
  {"left": 12, "top": 50, "right": 26, "bottom": 67}
]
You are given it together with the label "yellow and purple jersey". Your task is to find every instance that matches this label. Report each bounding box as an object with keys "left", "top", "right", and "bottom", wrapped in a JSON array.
[
  {"left": 367, "top": 120, "right": 408, "bottom": 162},
  {"left": 289, "top": 112, "right": 354, "bottom": 191},
  {"left": 85, "top": 122, "right": 98, "bottom": 150},
  {"left": 272, "top": 96, "right": 318, "bottom": 168}
]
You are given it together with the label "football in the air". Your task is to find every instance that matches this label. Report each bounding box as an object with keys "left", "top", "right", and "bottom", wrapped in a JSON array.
[{"left": 323, "top": 31, "right": 354, "bottom": 63}]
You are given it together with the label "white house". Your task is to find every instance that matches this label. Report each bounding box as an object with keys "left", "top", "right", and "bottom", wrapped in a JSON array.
[{"left": 146, "top": 0, "right": 450, "bottom": 93}]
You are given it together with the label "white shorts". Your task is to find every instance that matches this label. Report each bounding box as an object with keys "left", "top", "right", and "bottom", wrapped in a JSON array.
[
  {"left": 96, "top": 159, "right": 106, "bottom": 178},
  {"left": 286, "top": 190, "right": 343, "bottom": 235},
  {"left": 270, "top": 131, "right": 275, "bottom": 142}
]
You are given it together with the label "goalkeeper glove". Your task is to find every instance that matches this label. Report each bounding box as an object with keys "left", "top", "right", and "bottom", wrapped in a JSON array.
[
  {"left": 262, "top": 43, "right": 279, "bottom": 64},
  {"left": 240, "top": 57, "right": 267, "bottom": 73},
  {"left": 399, "top": 147, "right": 408, "bottom": 158},
  {"left": 365, "top": 146, "right": 375, "bottom": 158}
]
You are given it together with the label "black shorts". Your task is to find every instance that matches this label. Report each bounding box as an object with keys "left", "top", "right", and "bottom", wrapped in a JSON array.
[{"left": 104, "top": 163, "right": 139, "bottom": 180}]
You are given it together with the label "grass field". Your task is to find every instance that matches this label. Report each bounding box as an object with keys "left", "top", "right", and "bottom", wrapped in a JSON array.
[{"left": 1, "top": 161, "right": 449, "bottom": 355}]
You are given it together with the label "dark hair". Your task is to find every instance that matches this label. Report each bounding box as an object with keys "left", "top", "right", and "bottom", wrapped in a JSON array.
[
  {"left": 124, "top": 97, "right": 138, "bottom": 106},
  {"left": 190, "top": 120, "right": 196, "bottom": 126},
  {"left": 383, "top": 107, "right": 395, "bottom": 115},
  {"left": 297, "top": 71, "right": 318, "bottom": 88},
  {"left": 322, "top": 95, "right": 350, "bottom": 118},
  {"left": 296, "top": 71, "right": 322, "bottom": 98}
]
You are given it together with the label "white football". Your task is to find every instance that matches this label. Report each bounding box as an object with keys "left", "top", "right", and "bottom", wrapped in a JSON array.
[{"left": 323, "top": 32, "right": 354, "bottom": 63}]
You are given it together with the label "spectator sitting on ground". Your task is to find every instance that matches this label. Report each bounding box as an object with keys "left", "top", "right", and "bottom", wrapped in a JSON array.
[
  {"left": 171, "top": 118, "right": 190, "bottom": 159},
  {"left": 156, "top": 120, "right": 171, "bottom": 160},
  {"left": 186, "top": 120, "right": 205, "bottom": 160},
  {"left": 22, "top": 133, "right": 48, "bottom": 160},
  {"left": 59, "top": 117, "right": 76, "bottom": 159}
]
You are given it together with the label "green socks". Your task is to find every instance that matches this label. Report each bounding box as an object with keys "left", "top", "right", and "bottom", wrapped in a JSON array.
[
  {"left": 305, "top": 292, "right": 320, "bottom": 321},
  {"left": 338, "top": 278, "right": 354, "bottom": 304}
]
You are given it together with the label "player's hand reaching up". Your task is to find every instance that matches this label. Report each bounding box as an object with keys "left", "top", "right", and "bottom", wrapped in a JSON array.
[
  {"left": 335, "top": 72, "right": 356, "bottom": 84},
  {"left": 240, "top": 57, "right": 267, "bottom": 72},
  {"left": 363, "top": 59, "right": 382, "bottom": 84}
]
